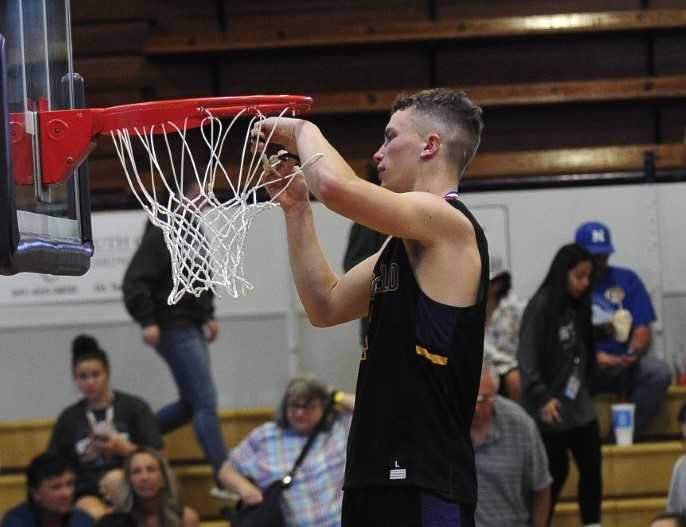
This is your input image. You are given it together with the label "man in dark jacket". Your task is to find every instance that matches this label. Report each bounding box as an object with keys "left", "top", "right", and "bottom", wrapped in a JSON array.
[
  {"left": 122, "top": 182, "right": 226, "bottom": 476},
  {"left": 1, "top": 454, "right": 93, "bottom": 527}
]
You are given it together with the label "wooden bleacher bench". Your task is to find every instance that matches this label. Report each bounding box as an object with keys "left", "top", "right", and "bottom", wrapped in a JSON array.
[
  {"left": 560, "top": 441, "right": 684, "bottom": 500},
  {"left": 174, "top": 465, "right": 220, "bottom": 518},
  {"left": 163, "top": 408, "right": 273, "bottom": 463},
  {"left": 2, "top": 388, "right": 682, "bottom": 466},
  {"left": 310, "top": 75, "right": 686, "bottom": 114},
  {"left": 144, "top": 9, "right": 686, "bottom": 55},
  {"left": 450, "top": 143, "right": 684, "bottom": 179},
  {"left": 181, "top": 442, "right": 684, "bottom": 518},
  {"left": 555, "top": 497, "right": 667, "bottom": 527},
  {"left": 0, "top": 475, "right": 25, "bottom": 518},
  {"left": 87, "top": 142, "right": 685, "bottom": 196},
  {"left": 73, "top": 3, "right": 686, "bottom": 201},
  {"left": 0, "top": 409, "right": 273, "bottom": 518},
  {"left": 0, "top": 443, "right": 680, "bottom": 520},
  {"left": 347, "top": 143, "right": 685, "bottom": 182},
  {"left": 2, "top": 389, "right": 686, "bottom": 518},
  {"left": 78, "top": 66, "right": 686, "bottom": 116},
  {"left": 0, "top": 408, "right": 274, "bottom": 471}
]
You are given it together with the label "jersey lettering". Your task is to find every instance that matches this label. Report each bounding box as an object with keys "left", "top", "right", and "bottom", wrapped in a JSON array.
[{"left": 371, "top": 263, "right": 399, "bottom": 297}]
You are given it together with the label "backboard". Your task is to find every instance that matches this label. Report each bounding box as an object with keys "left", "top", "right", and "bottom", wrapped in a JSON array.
[{"left": 0, "top": 0, "right": 92, "bottom": 276}]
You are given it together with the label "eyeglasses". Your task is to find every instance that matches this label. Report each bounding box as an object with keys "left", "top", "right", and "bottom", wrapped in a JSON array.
[
  {"left": 476, "top": 394, "right": 496, "bottom": 404},
  {"left": 286, "top": 400, "right": 321, "bottom": 412}
]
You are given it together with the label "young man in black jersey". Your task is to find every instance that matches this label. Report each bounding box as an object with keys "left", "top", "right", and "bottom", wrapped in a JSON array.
[{"left": 254, "top": 88, "right": 488, "bottom": 527}]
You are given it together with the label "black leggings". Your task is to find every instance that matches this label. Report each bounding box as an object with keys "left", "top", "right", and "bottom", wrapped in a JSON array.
[{"left": 542, "top": 419, "right": 602, "bottom": 525}]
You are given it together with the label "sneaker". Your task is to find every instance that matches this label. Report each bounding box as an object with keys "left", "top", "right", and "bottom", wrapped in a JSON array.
[{"left": 210, "top": 486, "right": 240, "bottom": 501}]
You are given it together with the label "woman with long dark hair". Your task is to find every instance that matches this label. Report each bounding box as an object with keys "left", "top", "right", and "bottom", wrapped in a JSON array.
[
  {"left": 48, "top": 335, "right": 163, "bottom": 519},
  {"left": 517, "top": 243, "right": 601, "bottom": 526}
]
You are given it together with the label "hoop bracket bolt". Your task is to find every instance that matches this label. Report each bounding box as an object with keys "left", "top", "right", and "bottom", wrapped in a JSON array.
[
  {"left": 9, "top": 121, "right": 24, "bottom": 143},
  {"left": 47, "top": 119, "right": 68, "bottom": 141},
  {"left": 8, "top": 116, "right": 33, "bottom": 185},
  {"left": 36, "top": 109, "right": 99, "bottom": 185}
]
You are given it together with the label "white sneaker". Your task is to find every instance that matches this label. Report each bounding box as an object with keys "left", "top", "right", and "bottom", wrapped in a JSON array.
[{"left": 210, "top": 486, "right": 240, "bottom": 501}]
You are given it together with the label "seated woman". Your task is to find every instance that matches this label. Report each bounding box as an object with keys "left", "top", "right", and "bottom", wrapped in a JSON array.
[
  {"left": 219, "top": 375, "right": 355, "bottom": 527},
  {"left": 485, "top": 267, "right": 526, "bottom": 401},
  {"left": 48, "top": 335, "right": 163, "bottom": 519},
  {"left": 117, "top": 447, "right": 198, "bottom": 527}
]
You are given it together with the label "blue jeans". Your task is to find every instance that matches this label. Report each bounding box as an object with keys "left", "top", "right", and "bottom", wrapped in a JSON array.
[
  {"left": 594, "top": 354, "right": 672, "bottom": 438},
  {"left": 156, "top": 325, "right": 227, "bottom": 473}
]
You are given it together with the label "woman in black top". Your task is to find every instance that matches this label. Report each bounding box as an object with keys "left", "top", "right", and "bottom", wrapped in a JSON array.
[
  {"left": 48, "top": 335, "right": 163, "bottom": 520},
  {"left": 518, "top": 243, "right": 601, "bottom": 526}
]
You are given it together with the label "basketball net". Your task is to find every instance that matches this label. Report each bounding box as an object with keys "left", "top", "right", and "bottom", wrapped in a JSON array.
[{"left": 110, "top": 108, "right": 322, "bottom": 304}]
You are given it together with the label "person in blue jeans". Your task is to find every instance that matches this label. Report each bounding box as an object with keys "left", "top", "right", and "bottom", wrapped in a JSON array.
[
  {"left": 575, "top": 221, "right": 672, "bottom": 440},
  {"left": 122, "top": 182, "right": 227, "bottom": 475}
]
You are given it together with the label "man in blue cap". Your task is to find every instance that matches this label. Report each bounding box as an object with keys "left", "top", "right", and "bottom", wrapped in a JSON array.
[{"left": 575, "top": 221, "right": 671, "bottom": 441}]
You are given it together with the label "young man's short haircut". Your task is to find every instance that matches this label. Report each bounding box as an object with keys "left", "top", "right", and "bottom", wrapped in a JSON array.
[
  {"left": 391, "top": 88, "right": 484, "bottom": 178},
  {"left": 26, "top": 453, "right": 73, "bottom": 499}
]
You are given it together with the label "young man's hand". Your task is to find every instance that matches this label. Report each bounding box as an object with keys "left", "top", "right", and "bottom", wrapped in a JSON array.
[
  {"left": 251, "top": 117, "right": 302, "bottom": 155},
  {"left": 262, "top": 152, "right": 310, "bottom": 213}
]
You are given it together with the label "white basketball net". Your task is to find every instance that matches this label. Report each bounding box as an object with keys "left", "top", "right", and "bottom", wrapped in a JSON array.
[{"left": 110, "top": 108, "right": 321, "bottom": 304}]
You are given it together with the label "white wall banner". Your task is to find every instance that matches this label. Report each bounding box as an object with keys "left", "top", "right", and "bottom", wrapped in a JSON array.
[{"left": 0, "top": 210, "right": 148, "bottom": 305}]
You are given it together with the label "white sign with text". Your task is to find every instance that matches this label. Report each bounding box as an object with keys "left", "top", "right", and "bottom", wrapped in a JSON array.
[{"left": 0, "top": 210, "right": 148, "bottom": 305}]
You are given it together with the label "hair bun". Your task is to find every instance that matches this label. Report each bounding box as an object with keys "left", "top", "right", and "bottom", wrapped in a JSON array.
[{"left": 72, "top": 334, "right": 100, "bottom": 357}]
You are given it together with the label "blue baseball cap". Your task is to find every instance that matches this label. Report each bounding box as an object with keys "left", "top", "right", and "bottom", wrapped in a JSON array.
[{"left": 575, "top": 221, "right": 614, "bottom": 255}]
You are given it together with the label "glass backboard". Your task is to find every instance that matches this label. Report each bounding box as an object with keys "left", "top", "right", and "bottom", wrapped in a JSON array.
[{"left": 0, "top": 0, "right": 92, "bottom": 275}]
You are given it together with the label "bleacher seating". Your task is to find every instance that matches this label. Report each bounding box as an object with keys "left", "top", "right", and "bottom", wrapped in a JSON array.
[
  {"left": 555, "top": 497, "right": 667, "bottom": 527},
  {"left": 1, "top": 387, "right": 686, "bottom": 523},
  {"left": 62, "top": 2, "right": 686, "bottom": 200},
  {"left": 0, "top": 408, "right": 273, "bottom": 517},
  {"left": 0, "top": 409, "right": 273, "bottom": 471},
  {"left": 143, "top": 9, "right": 686, "bottom": 55}
]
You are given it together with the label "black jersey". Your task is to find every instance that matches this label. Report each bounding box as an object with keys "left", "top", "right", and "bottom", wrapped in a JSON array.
[{"left": 343, "top": 198, "right": 489, "bottom": 505}]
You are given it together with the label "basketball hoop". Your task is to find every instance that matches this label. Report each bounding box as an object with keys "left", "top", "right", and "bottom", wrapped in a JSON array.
[
  {"left": 110, "top": 95, "right": 320, "bottom": 304},
  {"left": 29, "top": 95, "right": 318, "bottom": 303}
]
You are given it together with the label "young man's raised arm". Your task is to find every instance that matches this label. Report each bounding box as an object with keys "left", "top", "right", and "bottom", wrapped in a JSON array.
[
  {"left": 281, "top": 189, "right": 379, "bottom": 327},
  {"left": 257, "top": 118, "right": 474, "bottom": 247}
]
